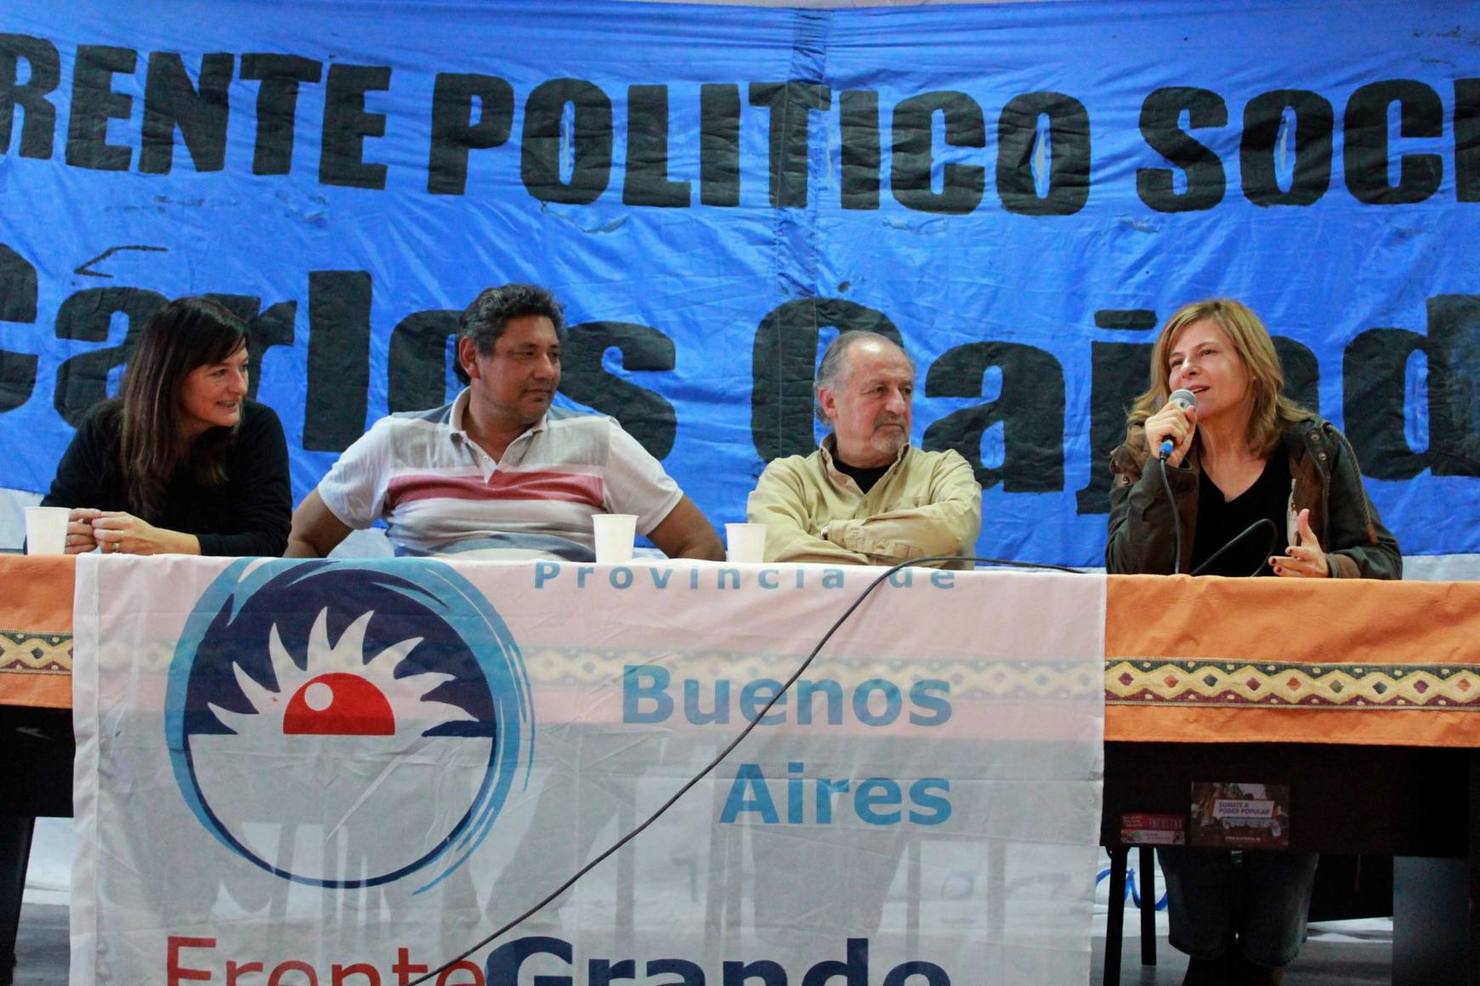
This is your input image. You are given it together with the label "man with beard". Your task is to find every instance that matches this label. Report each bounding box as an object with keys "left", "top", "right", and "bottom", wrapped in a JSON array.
[
  {"left": 286, "top": 283, "right": 723, "bottom": 561},
  {"left": 747, "top": 330, "right": 980, "bottom": 568},
  {"left": 740, "top": 331, "right": 981, "bottom": 947}
]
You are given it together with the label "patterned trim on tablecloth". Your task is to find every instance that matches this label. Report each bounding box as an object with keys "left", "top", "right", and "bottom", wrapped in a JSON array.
[
  {"left": 1107, "top": 659, "right": 1480, "bottom": 708},
  {"left": 0, "top": 630, "right": 73, "bottom": 674}
]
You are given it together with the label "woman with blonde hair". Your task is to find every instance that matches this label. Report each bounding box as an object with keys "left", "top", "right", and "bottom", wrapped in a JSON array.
[{"left": 1105, "top": 298, "right": 1399, "bottom": 985}]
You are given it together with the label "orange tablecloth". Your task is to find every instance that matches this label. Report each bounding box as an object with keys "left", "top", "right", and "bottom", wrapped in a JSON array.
[
  {"left": 0, "top": 556, "right": 75, "bottom": 709},
  {"left": 3, "top": 557, "right": 1477, "bottom": 747},
  {"left": 1105, "top": 574, "right": 1480, "bottom": 748}
]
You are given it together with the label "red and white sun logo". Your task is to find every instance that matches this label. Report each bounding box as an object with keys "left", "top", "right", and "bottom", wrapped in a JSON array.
[
  {"left": 192, "top": 608, "right": 493, "bottom": 885},
  {"left": 209, "top": 609, "right": 474, "bottom": 742}
]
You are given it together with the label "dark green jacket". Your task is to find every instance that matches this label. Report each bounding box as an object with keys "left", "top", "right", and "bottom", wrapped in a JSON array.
[{"left": 1106, "top": 417, "right": 1401, "bottom": 580}]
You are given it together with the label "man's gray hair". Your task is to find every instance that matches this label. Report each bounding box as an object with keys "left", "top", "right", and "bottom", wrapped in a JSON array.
[{"left": 814, "top": 331, "right": 914, "bottom": 423}]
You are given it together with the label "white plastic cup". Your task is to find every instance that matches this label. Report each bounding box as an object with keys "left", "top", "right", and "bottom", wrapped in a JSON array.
[
  {"left": 725, "top": 523, "right": 768, "bottom": 564},
  {"left": 24, "top": 506, "right": 70, "bottom": 556},
  {"left": 592, "top": 513, "right": 637, "bottom": 564}
]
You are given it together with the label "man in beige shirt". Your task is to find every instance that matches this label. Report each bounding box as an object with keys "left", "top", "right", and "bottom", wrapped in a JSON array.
[
  {"left": 741, "top": 330, "right": 981, "bottom": 946},
  {"left": 747, "top": 330, "right": 981, "bottom": 567}
]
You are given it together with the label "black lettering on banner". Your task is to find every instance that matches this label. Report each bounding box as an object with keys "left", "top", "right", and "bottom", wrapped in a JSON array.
[
  {"left": 52, "top": 287, "right": 168, "bottom": 425},
  {"left": 726, "top": 960, "right": 787, "bottom": 984},
  {"left": 751, "top": 298, "right": 902, "bottom": 462},
  {"left": 1094, "top": 309, "right": 1157, "bottom": 330},
  {"left": 1344, "top": 80, "right": 1443, "bottom": 205},
  {"left": 699, "top": 83, "right": 740, "bottom": 207},
  {"left": 1271, "top": 336, "right": 1320, "bottom": 413},
  {"left": 521, "top": 79, "right": 613, "bottom": 205},
  {"left": 840, "top": 89, "right": 880, "bottom": 210},
  {"left": 922, "top": 342, "right": 1064, "bottom": 490},
  {"left": 140, "top": 52, "right": 233, "bottom": 174},
  {"left": 997, "top": 92, "right": 1090, "bottom": 216},
  {"left": 239, "top": 54, "right": 322, "bottom": 176},
  {"left": 803, "top": 939, "right": 868, "bottom": 985},
  {"left": 1075, "top": 340, "right": 1152, "bottom": 514},
  {"left": 748, "top": 81, "right": 831, "bottom": 209},
  {"left": 1240, "top": 90, "right": 1333, "bottom": 207},
  {"left": 304, "top": 270, "right": 370, "bottom": 451},
  {"left": 387, "top": 309, "right": 458, "bottom": 412},
  {"left": 1137, "top": 87, "right": 1227, "bottom": 213},
  {"left": 1344, "top": 294, "right": 1480, "bottom": 478},
  {"left": 1458, "top": 80, "right": 1480, "bottom": 203},
  {"left": 892, "top": 91, "right": 984, "bottom": 215},
  {"left": 1425, "top": 295, "right": 1480, "bottom": 476},
  {"left": 65, "top": 45, "right": 137, "bottom": 171},
  {"left": 1344, "top": 325, "right": 1428, "bottom": 477},
  {"left": 200, "top": 295, "right": 296, "bottom": 402},
  {"left": 883, "top": 962, "right": 951, "bottom": 986},
  {"left": 648, "top": 960, "right": 705, "bottom": 983},
  {"left": 596, "top": 960, "right": 638, "bottom": 981},
  {"left": 319, "top": 64, "right": 391, "bottom": 190},
  {"left": 561, "top": 321, "right": 678, "bottom": 459},
  {"left": 246, "top": 301, "right": 295, "bottom": 402},
  {"left": 486, "top": 938, "right": 572, "bottom": 983},
  {"left": 427, "top": 73, "right": 513, "bottom": 196},
  {"left": 624, "top": 85, "right": 690, "bottom": 207},
  {"left": 0, "top": 34, "right": 60, "bottom": 159},
  {"left": 0, "top": 244, "right": 38, "bottom": 411}
]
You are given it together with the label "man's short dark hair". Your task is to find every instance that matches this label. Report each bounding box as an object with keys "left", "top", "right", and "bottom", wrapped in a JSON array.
[
  {"left": 460, "top": 283, "right": 565, "bottom": 351},
  {"left": 456, "top": 284, "right": 565, "bottom": 384}
]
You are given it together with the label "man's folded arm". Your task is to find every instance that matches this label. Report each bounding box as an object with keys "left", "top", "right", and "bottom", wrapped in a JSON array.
[
  {"left": 747, "top": 462, "right": 872, "bottom": 565},
  {"left": 823, "top": 452, "right": 981, "bottom": 565}
]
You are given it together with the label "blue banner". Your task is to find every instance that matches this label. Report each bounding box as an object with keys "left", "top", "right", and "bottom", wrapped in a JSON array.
[{"left": 1, "top": 0, "right": 1476, "bottom": 564}]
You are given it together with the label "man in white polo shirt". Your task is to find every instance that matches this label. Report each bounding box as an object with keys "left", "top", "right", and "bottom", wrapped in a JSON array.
[{"left": 286, "top": 283, "right": 723, "bottom": 560}]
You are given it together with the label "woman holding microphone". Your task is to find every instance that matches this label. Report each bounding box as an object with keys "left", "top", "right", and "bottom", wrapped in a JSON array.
[{"left": 1105, "top": 298, "right": 1399, "bottom": 985}]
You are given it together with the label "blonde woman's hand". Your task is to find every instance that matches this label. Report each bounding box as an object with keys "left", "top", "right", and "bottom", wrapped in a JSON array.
[
  {"left": 1143, "top": 400, "right": 1198, "bottom": 468},
  {"left": 1271, "top": 509, "right": 1329, "bottom": 578}
]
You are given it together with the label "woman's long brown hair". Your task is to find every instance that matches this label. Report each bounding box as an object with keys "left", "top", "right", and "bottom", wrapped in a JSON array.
[{"left": 117, "top": 297, "right": 249, "bottom": 519}]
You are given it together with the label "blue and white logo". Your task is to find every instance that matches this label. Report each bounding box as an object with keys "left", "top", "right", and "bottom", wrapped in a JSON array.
[{"left": 165, "top": 559, "right": 533, "bottom": 890}]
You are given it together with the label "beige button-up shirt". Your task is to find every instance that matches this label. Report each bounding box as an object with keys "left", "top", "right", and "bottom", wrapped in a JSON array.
[{"left": 746, "top": 437, "right": 982, "bottom": 568}]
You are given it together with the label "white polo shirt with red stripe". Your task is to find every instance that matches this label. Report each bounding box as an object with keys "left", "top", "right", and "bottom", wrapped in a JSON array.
[{"left": 317, "top": 390, "right": 683, "bottom": 560}]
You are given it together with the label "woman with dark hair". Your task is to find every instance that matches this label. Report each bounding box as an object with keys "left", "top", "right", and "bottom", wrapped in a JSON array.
[
  {"left": 42, "top": 296, "right": 291, "bottom": 557},
  {"left": 1106, "top": 298, "right": 1400, "bottom": 986}
]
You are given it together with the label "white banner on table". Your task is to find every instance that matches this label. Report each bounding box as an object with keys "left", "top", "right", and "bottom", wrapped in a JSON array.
[{"left": 72, "top": 555, "right": 1105, "bottom": 985}]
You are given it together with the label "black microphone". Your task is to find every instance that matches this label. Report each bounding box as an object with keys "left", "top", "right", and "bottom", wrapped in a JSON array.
[{"left": 1157, "top": 388, "right": 1199, "bottom": 460}]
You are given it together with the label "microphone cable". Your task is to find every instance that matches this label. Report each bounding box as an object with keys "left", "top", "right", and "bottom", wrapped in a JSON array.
[
  {"left": 409, "top": 554, "right": 1084, "bottom": 984},
  {"left": 1188, "top": 517, "right": 1280, "bottom": 578},
  {"left": 1157, "top": 454, "right": 1185, "bottom": 575},
  {"left": 1154, "top": 388, "right": 1198, "bottom": 575}
]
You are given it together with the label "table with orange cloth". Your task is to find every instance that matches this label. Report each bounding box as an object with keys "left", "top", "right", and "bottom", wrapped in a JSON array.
[
  {"left": 8, "top": 559, "right": 1478, "bottom": 733},
  {"left": 2, "top": 558, "right": 1478, "bottom": 982},
  {"left": 1100, "top": 574, "right": 1480, "bottom": 986}
]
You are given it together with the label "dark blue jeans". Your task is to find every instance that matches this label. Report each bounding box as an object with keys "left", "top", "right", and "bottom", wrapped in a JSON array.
[{"left": 1157, "top": 847, "right": 1320, "bottom": 968}]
